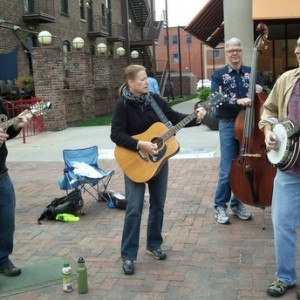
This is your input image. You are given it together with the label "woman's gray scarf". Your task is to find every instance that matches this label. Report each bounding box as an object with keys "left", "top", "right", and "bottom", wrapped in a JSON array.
[{"left": 122, "top": 86, "right": 152, "bottom": 110}]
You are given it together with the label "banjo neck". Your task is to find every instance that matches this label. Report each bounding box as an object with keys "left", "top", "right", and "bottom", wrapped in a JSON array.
[{"left": 287, "top": 124, "right": 300, "bottom": 138}]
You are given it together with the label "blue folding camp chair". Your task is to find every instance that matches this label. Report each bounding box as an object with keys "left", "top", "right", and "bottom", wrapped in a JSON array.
[{"left": 58, "top": 145, "right": 115, "bottom": 212}]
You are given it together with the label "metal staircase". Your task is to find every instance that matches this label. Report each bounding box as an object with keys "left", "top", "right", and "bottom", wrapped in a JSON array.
[
  {"left": 128, "top": 0, "right": 164, "bottom": 74},
  {"left": 128, "top": 0, "right": 150, "bottom": 27}
]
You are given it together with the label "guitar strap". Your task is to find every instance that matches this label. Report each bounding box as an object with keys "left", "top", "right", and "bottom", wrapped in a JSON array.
[{"left": 150, "top": 97, "right": 173, "bottom": 129}]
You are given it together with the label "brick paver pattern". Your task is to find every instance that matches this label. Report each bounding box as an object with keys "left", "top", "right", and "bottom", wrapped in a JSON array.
[{"left": 4, "top": 158, "right": 299, "bottom": 300}]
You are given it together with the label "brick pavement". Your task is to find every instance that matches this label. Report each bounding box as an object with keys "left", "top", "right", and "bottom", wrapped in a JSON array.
[{"left": 3, "top": 158, "right": 299, "bottom": 300}]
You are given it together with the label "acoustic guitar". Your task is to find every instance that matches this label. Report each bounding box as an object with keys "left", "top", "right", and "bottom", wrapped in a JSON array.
[{"left": 114, "top": 111, "right": 197, "bottom": 183}]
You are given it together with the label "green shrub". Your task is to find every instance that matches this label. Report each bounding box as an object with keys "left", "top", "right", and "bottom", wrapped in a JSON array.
[
  {"left": 16, "top": 76, "right": 34, "bottom": 88},
  {"left": 197, "top": 87, "right": 211, "bottom": 102}
]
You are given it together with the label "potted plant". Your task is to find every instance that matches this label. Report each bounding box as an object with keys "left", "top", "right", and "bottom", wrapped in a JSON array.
[
  {"left": 195, "top": 87, "right": 219, "bottom": 131},
  {"left": 15, "top": 76, "right": 34, "bottom": 98}
]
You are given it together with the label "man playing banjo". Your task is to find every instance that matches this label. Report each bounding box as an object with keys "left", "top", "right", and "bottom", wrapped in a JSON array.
[{"left": 259, "top": 37, "right": 300, "bottom": 298}]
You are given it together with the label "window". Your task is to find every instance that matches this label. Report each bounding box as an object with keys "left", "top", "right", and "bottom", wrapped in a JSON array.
[
  {"left": 173, "top": 53, "right": 179, "bottom": 64},
  {"left": 61, "top": 0, "right": 68, "bottom": 14},
  {"left": 25, "top": 34, "right": 37, "bottom": 49},
  {"left": 90, "top": 45, "right": 95, "bottom": 55},
  {"left": 25, "top": 34, "right": 36, "bottom": 75},
  {"left": 87, "top": 4, "right": 94, "bottom": 31},
  {"left": 164, "top": 36, "right": 168, "bottom": 45},
  {"left": 79, "top": 0, "right": 85, "bottom": 19},
  {"left": 186, "top": 34, "right": 192, "bottom": 44},
  {"left": 24, "top": 0, "right": 34, "bottom": 13},
  {"left": 101, "top": 4, "right": 107, "bottom": 27},
  {"left": 62, "top": 40, "right": 71, "bottom": 53},
  {"left": 172, "top": 35, "right": 178, "bottom": 45},
  {"left": 213, "top": 49, "right": 220, "bottom": 59}
]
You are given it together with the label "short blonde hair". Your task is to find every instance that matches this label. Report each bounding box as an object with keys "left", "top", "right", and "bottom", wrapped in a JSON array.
[{"left": 119, "top": 64, "right": 146, "bottom": 95}]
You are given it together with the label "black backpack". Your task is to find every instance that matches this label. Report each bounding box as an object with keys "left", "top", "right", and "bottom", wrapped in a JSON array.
[{"left": 38, "top": 189, "right": 84, "bottom": 224}]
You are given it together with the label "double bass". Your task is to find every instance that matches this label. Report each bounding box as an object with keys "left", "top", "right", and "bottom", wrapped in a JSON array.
[{"left": 230, "top": 23, "right": 276, "bottom": 208}]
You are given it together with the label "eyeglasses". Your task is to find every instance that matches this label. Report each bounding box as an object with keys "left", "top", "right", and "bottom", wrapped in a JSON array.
[{"left": 226, "top": 49, "right": 242, "bottom": 54}]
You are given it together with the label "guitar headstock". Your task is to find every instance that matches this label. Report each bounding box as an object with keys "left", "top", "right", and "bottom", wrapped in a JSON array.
[
  {"left": 208, "top": 92, "right": 228, "bottom": 108},
  {"left": 29, "top": 101, "right": 52, "bottom": 116}
]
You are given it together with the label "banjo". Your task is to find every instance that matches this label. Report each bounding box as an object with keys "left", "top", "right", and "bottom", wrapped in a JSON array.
[{"left": 266, "top": 119, "right": 300, "bottom": 170}]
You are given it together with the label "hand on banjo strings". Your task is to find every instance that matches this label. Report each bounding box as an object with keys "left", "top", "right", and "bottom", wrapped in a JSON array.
[{"left": 265, "top": 130, "right": 278, "bottom": 151}]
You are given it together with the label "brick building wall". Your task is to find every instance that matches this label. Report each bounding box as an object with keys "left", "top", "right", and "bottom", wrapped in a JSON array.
[
  {"left": 156, "top": 27, "right": 225, "bottom": 83},
  {"left": 0, "top": 0, "right": 144, "bottom": 131},
  {"left": 31, "top": 46, "right": 126, "bottom": 131}
]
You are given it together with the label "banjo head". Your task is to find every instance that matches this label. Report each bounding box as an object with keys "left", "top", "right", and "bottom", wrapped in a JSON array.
[
  {"left": 267, "top": 119, "right": 300, "bottom": 169},
  {"left": 267, "top": 122, "right": 289, "bottom": 164}
]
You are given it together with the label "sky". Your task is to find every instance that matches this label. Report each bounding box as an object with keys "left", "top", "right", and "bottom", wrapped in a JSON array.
[{"left": 155, "top": 0, "right": 209, "bottom": 27}]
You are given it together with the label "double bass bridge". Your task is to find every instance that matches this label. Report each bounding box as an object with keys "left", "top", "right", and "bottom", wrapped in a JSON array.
[{"left": 240, "top": 153, "right": 262, "bottom": 158}]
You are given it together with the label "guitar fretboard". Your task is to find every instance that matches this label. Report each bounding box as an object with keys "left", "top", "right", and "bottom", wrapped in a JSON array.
[
  {"left": 0, "top": 101, "right": 51, "bottom": 131},
  {"left": 161, "top": 111, "right": 197, "bottom": 142},
  {"left": 0, "top": 116, "right": 21, "bottom": 130}
]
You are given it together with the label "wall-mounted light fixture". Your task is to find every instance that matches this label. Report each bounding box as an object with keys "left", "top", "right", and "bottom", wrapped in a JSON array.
[
  {"left": 72, "top": 37, "right": 85, "bottom": 50},
  {"left": 116, "top": 47, "right": 125, "bottom": 57},
  {"left": 86, "top": 0, "right": 92, "bottom": 8},
  {"left": 97, "top": 43, "right": 107, "bottom": 55},
  {"left": 131, "top": 50, "right": 139, "bottom": 59},
  {"left": 38, "top": 30, "right": 52, "bottom": 46}
]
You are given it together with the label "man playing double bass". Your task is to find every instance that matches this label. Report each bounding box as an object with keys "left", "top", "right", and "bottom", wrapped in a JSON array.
[
  {"left": 259, "top": 37, "right": 300, "bottom": 298},
  {"left": 211, "top": 37, "right": 264, "bottom": 224}
]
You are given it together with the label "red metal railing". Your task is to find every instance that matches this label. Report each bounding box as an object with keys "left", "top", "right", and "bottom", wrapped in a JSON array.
[{"left": 3, "top": 97, "right": 46, "bottom": 143}]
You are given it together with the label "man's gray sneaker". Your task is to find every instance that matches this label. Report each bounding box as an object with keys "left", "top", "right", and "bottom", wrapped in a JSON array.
[
  {"left": 214, "top": 207, "right": 230, "bottom": 224},
  {"left": 229, "top": 204, "right": 252, "bottom": 220},
  {"left": 146, "top": 248, "right": 167, "bottom": 260}
]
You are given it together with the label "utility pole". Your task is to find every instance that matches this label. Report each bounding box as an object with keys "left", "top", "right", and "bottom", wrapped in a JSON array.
[
  {"left": 165, "top": 0, "right": 170, "bottom": 77},
  {"left": 121, "top": 0, "right": 130, "bottom": 64},
  {"left": 177, "top": 26, "right": 183, "bottom": 98},
  {"left": 200, "top": 42, "right": 204, "bottom": 88}
]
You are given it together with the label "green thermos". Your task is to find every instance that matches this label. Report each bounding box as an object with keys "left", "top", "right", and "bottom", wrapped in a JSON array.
[{"left": 77, "top": 257, "right": 88, "bottom": 294}]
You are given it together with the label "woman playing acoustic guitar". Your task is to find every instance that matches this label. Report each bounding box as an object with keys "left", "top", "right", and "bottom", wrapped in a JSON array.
[{"left": 110, "top": 64, "right": 206, "bottom": 275}]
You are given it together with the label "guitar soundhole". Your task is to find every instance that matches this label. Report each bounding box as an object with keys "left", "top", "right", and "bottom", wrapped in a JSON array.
[
  {"left": 150, "top": 137, "right": 166, "bottom": 162},
  {"left": 151, "top": 137, "right": 164, "bottom": 150}
]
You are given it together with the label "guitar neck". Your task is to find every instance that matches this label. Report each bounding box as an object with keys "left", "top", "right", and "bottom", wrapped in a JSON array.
[
  {"left": 0, "top": 100, "right": 51, "bottom": 131},
  {"left": 0, "top": 116, "right": 22, "bottom": 130},
  {"left": 162, "top": 112, "right": 197, "bottom": 141}
]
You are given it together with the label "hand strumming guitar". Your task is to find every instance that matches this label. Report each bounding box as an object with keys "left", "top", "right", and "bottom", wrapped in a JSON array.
[
  {"left": 0, "top": 130, "right": 8, "bottom": 146},
  {"left": 0, "top": 110, "right": 32, "bottom": 147},
  {"left": 137, "top": 140, "right": 159, "bottom": 156}
]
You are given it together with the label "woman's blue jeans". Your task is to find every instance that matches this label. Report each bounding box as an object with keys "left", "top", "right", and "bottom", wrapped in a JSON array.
[
  {"left": 214, "top": 119, "right": 240, "bottom": 208},
  {"left": 0, "top": 174, "right": 16, "bottom": 266},
  {"left": 121, "top": 162, "right": 168, "bottom": 261},
  {"left": 272, "top": 170, "right": 300, "bottom": 285}
]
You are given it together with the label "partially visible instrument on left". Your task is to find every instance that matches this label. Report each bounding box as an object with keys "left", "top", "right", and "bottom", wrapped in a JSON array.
[{"left": 0, "top": 100, "right": 52, "bottom": 131}]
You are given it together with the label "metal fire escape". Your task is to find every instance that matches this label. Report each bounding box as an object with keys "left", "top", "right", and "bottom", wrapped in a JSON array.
[{"left": 128, "top": 0, "right": 163, "bottom": 71}]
